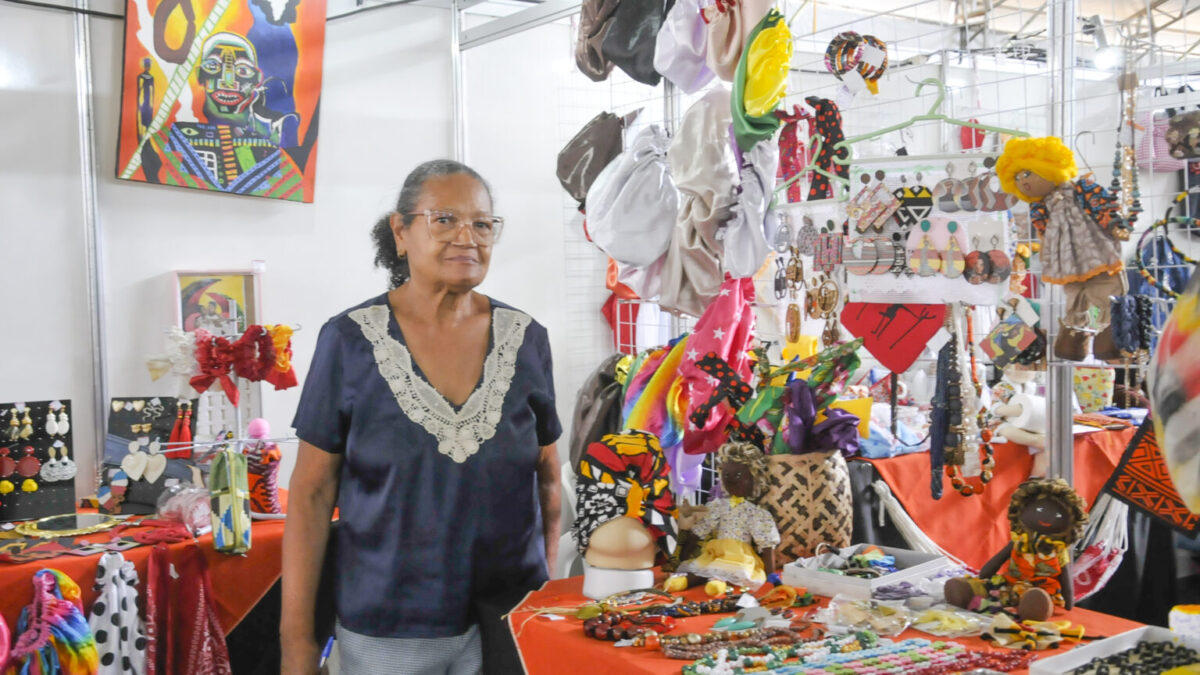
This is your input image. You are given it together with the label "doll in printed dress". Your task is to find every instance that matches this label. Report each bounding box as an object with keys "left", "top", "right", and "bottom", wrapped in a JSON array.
[
  {"left": 995, "top": 137, "right": 1130, "bottom": 362},
  {"left": 944, "top": 479, "right": 1089, "bottom": 621},
  {"left": 676, "top": 442, "right": 780, "bottom": 590}
]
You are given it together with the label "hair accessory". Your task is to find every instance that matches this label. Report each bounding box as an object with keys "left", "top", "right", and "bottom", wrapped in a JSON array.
[
  {"left": 231, "top": 325, "right": 278, "bottom": 382},
  {"left": 825, "top": 32, "right": 888, "bottom": 95}
]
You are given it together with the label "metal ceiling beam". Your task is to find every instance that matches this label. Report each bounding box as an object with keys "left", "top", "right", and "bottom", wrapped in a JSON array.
[{"left": 460, "top": 0, "right": 579, "bottom": 50}]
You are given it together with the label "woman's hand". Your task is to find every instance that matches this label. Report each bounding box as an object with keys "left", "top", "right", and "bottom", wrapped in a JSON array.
[{"left": 280, "top": 636, "right": 321, "bottom": 675}]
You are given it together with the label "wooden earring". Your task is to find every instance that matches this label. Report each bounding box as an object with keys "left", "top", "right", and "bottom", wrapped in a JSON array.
[
  {"left": 985, "top": 236, "right": 1012, "bottom": 284},
  {"left": 844, "top": 237, "right": 879, "bottom": 275},
  {"left": 942, "top": 221, "right": 966, "bottom": 279},
  {"left": 964, "top": 236, "right": 992, "bottom": 285},
  {"left": 909, "top": 220, "right": 942, "bottom": 277}
]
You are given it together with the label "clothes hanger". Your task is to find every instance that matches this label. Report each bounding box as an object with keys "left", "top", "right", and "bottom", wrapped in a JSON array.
[
  {"left": 770, "top": 133, "right": 852, "bottom": 208},
  {"left": 831, "top": 77, "right": 1032, "bottom": 166},
  {"left": 1073, "top": 130, "right": 1100, "bottom": 178}
]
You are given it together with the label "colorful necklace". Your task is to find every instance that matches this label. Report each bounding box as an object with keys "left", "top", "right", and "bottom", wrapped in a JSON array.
[
  {"left": 945, "top": 308, "right": 994, "bottom": 496},
  {"left": 1110, "top": 76, "right": 1142, "bottom": 236}
]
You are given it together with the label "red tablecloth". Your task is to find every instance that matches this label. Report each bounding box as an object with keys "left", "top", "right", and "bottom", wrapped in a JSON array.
[
  {"left": 0, "top": 518, "right": 285, "bottom": 635},
  {"left": 860, "top": 428, "right": 1134, "bottom": 571},
  {"left": 509, "top": 576, "right": 1144, "bottom": 675}
]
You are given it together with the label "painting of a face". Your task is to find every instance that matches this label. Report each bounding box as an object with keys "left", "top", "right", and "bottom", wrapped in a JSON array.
[
  {"left": 965, "top": 251, "right": 990, "bottom": 285},
  {"left": 196, "top": 32, "right": 261, "bottom": 126},
  {"left": 987, "top": 250, "right": 1012, "bottom": 284}
]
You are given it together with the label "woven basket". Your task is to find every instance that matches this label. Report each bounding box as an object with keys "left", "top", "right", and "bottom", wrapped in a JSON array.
[{"left": 760, "top": 451, "right": 853, "bottom": 564}]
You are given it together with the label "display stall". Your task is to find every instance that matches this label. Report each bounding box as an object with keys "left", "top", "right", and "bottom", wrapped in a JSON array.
[{"left": 5, "top": 0, "right": 1200, "bottom": 670}]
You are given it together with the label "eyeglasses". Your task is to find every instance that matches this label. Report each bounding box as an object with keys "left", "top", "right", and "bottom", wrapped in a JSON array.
[{"left": 406, "top": 209, "right": 504, "bottom": 245}]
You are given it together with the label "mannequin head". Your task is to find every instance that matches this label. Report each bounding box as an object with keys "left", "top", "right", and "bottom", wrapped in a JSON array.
[{"left": 995, "top": 137, "right": 1078, "bottom": 202}]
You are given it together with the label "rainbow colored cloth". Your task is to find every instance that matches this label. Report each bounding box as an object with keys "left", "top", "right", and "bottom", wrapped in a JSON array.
[{"left": 6, "top": 569, "right": 98, "bottom": 675}]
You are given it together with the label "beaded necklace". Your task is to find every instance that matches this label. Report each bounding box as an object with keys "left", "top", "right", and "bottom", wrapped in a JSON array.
[
  {"left": 1110, "top": 79, "right": 1143, "bottom": 235},
  {"left": 681, "top": 632, "right": 877, "bottom": 675},
  {"left": 944, "top": 308, "right": 994, "bottom": 496}
]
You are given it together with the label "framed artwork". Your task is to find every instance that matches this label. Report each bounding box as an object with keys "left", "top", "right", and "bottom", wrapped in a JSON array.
[
  {"left": 175, "top": 271, "right": 259, "bottom": 335},
  {"left": 115, "top": 0, "right": 327, "bottom": 202}
]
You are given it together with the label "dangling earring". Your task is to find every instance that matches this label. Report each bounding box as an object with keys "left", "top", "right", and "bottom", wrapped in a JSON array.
[
  {"left": 40, "top": 448, "right": 59, "bottom": 482},
  {"left": 844, "top": 237, "right": 880, "bottom": 276},
  {"left": 7, "top": 410, "right": 18, "bottom": 442},
  {"left": 964, "top": 237, "right": 992, "bottom": 286},
  {"left": 45, "top": 408, "right": 59, "bottom": 437},
  {"left": 18, "top": 409, "right": 32, "bottom": 440},
  {"left": 933, "top": 165, "right": 962, "bottom": 213},
  {"left": 0, "top": 447, "right": 13, "bottom": 495},
  {"left": 56, "top": 444, "right": 76, "bottom": 481},
  {"left": 985, "top": 236, "right": 1012, "bottom": 285},
  {"left": 908, "top": 220, "right": 942, "bottom": 277},
  {"left": 122, "top": 437, "right": 149, "bottom": 481},
  {"left": 144, "top": 437, "right": 166, "bottom": 483},
  {"left": 16, "top": 446, "right": 40, "bottom": 479},
  {"left": 56, "top": 407, "right": 69, "bottom": 436},
  {"left": 942, "top": 221, "right": 966, "bottom": 279},
  {"left": 956, "top": 161, "right": 981, "bottom": 212}
]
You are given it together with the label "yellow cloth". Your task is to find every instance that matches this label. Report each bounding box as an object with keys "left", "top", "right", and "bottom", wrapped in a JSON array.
[
  {"left": 743, "top": 19, "right": 792, "bottom": 117},
  {"left": 688, "top": 538, "right": 766, "bottom": 586}
]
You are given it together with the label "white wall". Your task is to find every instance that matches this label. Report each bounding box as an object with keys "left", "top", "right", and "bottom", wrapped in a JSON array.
[{"left": 0, "top": 4, "right": 97, "bottom": 495}]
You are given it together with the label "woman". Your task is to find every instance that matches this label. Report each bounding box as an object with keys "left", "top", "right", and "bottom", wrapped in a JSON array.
[{"left": 281, "top": 160, "right": 562, "bottom": 675}]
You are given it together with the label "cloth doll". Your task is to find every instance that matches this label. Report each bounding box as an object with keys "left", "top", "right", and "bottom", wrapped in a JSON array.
[
  {"left": 996, "top": 137, "right": 1130, "bottom": 362},
  {"left": 944, "top": 478, "right": 1089, "bottom": 621},
  {"left": 676, "top": 442, "right": 781, "bottom": 589},
  {"left": 991, "top": 368, "right": 1049, "bottom": 478}
]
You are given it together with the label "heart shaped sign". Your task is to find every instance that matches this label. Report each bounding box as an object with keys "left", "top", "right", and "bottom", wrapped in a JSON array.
[
  {"left": 121, "top": 450, "right": 148, "bottom": 482},
  {"left": 841, "top": 302, "right": 947, "bottom": 373}
]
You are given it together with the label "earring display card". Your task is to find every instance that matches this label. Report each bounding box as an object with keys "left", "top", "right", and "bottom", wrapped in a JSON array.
[
  {"left": 102, "top": 397, "right": 202, "bottom": 515},
  {"left": 0, "top": 400, "right": 75, "bottom": 523},
  {"left": 843, "top": 157, "right": 1012, "bottom": 306},
  {"left": 104, "top": 397, "right": 192, "bottom": 465}
]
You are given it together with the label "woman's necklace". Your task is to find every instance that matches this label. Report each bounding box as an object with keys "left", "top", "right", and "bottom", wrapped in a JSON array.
[{"left": 945, "top": 307, "right": 994, "bottom": 496}]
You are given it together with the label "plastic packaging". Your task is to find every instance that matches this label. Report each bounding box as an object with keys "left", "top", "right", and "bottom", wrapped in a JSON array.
[
  {"left": 912, "top": 606, "right": 986, "bottom": 638},
  {"left": 815, "top": 594, "right": 912, "bottom": 636},
  {"left": 156, "top": 483, "right": 212, "bottom": 535}
]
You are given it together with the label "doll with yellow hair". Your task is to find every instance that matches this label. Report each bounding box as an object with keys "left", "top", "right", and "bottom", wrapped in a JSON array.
[{"left": 995, "top": 137, "right": 1129, "bottom": 362}]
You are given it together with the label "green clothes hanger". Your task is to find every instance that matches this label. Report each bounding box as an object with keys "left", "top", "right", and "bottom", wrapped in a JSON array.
[{"left": 830, "top": 77, "right": 1031, "bottom": 166}]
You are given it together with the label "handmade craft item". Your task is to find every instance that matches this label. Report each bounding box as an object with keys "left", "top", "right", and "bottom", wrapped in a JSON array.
[
  {"left": 840, "top": 302, "right": 945, "bottom": 374},
  {"left": 1068, "top": 640, "right": 1200, "bottom": 674},
  {"left": 600, "top": 0, "right": 667, "bottom": 86},
  {"left": 805, "top": 97, "right": 849, "bottom": 200},
  {"left": 825, "top": 31, "right": 888, "bottom": 95},
  {"left": 995, "top": 136, "right": 1130, "bottom": 361},
  {"left": 654, "top": 0, "right": 715, "bottom": 93},
  {"left": 1150, "top": 265, "right": 1200, "bottom": 514},
  {"left": 944, "top": 478, "right": 1089, "bottom": 620},
  {"left": 1102, "top": 419, "right": 1200, "bottom": 536},
  {"left": 4, "top": 569, "right": 97, "bottom": 675},
  {"left": 676, "top": 443, "right": 779, "bottom": 589},
  {"left": 209, "top": 446, "right": 251, "bottom": 554},
  {"left": 245, "top": 418, "right": 283, "bottom": 515},
  {"left": 89, "top": 552, "right": 148, "bottom": 675},
  {"left": 575, "top": 0, "right": 619, "bottom": 81},
  {"left": 732, "top": 9, "right": 791, "bottom": 152}
]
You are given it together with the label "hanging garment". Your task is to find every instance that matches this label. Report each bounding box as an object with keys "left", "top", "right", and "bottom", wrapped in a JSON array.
[
  {"left": 5, "top": 569, "right": 98, "bottom": 675},
  {"left": 145, "top": 544, "right": 232, "bottom": 675},
  {"left": 89, "top": 552, "right": 148, "bottom": 675},
  {"left": 557, "top": 111, "right": 633, "bottom": 207},
  {"left": 575, "top": 0, "right": 620, "bottom": 81},
  {"left": 805, "top": 97, "right": 849, "bottom": 200},
  {"left": 653, "top": 0, "right": 714, "bottom": 93},
  {"left": 601, "top": 0, "right": 668, "bottom": 86}
]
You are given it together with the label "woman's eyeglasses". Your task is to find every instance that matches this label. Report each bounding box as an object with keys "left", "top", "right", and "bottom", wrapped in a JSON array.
[{"left": 406, "top": 210, "right": 504, "bottom": 245}]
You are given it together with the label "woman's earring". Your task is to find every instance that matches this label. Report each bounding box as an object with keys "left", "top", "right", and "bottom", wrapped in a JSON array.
[
  {"left": 844, "top": 237, "right": 880, "bottom": 276},
  {"left": 933, "top": 165, "right": 962, "bottom": 213},
  {"left": 964, "top": 236, "right": 992, "bottom": 286},
  {"left": 985, "top": 236, "right": 1012, "bottom": 284},
  {"left": 942, "top": 221, "right": 966, "bottom": 279},
  {"left": 44, "top": 409, "right": 58, "bottom": 437},
  {"left": 16, "top": 446, "right": 40, "bottom": 478},
  {"left": 957, "top": 161, "right": 981, "bottom": 212},
  {"left": 57, "top": 407, "right": 69, "bottom": 436},
  {"left": 57, "top": 445, "right": 76, "bottom": 481},
  {"left": 18, "top": 409, "right": 32, "bottom": 440},
  {"left": 7, "top": 410, "right": 18, "bottom": 442},
  {"left": 908, "top": 220, "right": 942, "bottom": 277},
  {"left": 40, "top": 448, "right": 59, "bottom": 482},
  {"left": 0, "top": 448, "right": 15, "bottom": 478}
]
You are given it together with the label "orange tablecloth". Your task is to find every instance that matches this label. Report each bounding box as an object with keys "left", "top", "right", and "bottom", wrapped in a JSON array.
[
  {"left": 860, "top": 428, "right": 1134, "bottom": 571},
  {"left": 0, "top": 518, "right": 285, "bottom": 635},
  {"left": 509, "top": 576, "right": 1144, "bottom": 675}
]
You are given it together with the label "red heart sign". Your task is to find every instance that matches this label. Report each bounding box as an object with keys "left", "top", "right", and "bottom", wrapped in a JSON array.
[{"left": 840, "top": 303, "right": 946, "bottom": 373}]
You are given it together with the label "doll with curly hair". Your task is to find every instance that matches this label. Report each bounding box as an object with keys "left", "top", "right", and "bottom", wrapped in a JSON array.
[
  {"left": 944, "top": 478, "right": 1089, "bottom": 621},
  {"left": 676, "top": 442, "right": 781, "bottom": 589},
  {"left": 995, "top": 137, "right": 1129, "bottom": 362}
]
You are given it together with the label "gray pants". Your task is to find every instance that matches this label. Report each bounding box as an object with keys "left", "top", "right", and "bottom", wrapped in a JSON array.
[{"left": 335, "top": 622, "right": 482, "bottom": 675}]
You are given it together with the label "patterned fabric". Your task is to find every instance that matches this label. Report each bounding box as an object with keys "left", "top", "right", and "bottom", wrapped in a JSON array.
[
  {"left": 5, "top": 569, "right": 97, "bottom": 675},
  {"left": 805, "top": 97, "right": 849, "bottom": 201},
  {"left": 145, "top": 544, "right": 231, "bottom": 675},
  {"left": 993, "top": 532, "right": 1070, "bottom": 606},
  {"left": 1102, "top": 419, "right": 1200, "bottom": 536},
  {"left": 209, "top": 448, "right": 251, "bottom": 555},
  {"left": 687, "top": 497, "right": 780, "bottom": 547},
  {"left": 1029, "top": 180, "right": 1124, "bottom": 284},
  {"left": 688, "top": 354, "right": 766, "bottom": 449},
  {"left": 571, "top": 431, "right": 678, "bottom": 557},
  {"left": 89, "top": 552, "right": 147, "bottom": 674},
  {"left": 776, "top": 106, "right": 812, "bottom": 203},
  {"left": 246, "top": 442, "right": 282, "bottom": 515},
  {"left": 336, "top": 622, "right": 481, "bottom": 675}
]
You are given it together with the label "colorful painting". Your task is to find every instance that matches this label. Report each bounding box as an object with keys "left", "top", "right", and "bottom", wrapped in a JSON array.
[
  {"left": 116, "top": 0, "right": 326, "bottom": 202},
  {"left": 176, "top": 271, "right": 258, "bottom": 335}
]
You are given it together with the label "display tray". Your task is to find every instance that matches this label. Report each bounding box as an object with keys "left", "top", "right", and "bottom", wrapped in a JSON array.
[
  {"left": 779, "top": 543, "right": 952, "bottom": 601},
  {"left": 1029, "top": 626, "right": 1200, "bottom": 674}
]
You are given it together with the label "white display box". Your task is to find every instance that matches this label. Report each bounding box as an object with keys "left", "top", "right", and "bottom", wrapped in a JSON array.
[
  {"left": 780, "top": 544, "right": 953, "bottom": 601},
  {"left": 1030, "top": 626, "right": 1200, "bottom": 674}
]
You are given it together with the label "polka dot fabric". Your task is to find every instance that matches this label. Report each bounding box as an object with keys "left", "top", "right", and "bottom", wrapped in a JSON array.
[
  {"left": 805, "top": 97, "right": 849, "bottom": 201},
  {"left": 88, "top": 552, "right": 147, "bottom": 675}
]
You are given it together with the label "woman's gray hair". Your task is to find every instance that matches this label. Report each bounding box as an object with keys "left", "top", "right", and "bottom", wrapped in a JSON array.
[{"left": 371, "top": 159, "right": 494, "bottom": 289}]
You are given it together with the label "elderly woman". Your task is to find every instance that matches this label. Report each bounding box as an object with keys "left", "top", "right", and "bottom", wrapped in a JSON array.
[{"left": 281, "top": 160, "right": 562, "bottom": 675}]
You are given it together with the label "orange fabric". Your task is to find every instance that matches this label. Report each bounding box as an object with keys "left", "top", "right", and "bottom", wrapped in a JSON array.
[
  {"left": 606, "top": 258, "right": 639, "bottom": 300},
  {"left": 0, "top": 518, "right": 285, "bottom": 637},
  {"left": 509, "top": 576, "right": 1143, "bottom": 675},
  {"left": 1043, "top": 261, "right": 1125, "bottom": 286},
  {"left": 862, "top": 428, "right": 1134, "bottom": 571}
]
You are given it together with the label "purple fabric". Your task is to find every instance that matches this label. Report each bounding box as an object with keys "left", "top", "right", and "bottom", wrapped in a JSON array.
[{"left": 785, "top": 379, "right": 860, "bottom": 457}]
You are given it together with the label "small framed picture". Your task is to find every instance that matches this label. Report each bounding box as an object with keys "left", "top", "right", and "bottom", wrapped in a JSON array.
[{"left": 174, "top": 270, "right": 260, "bottom": 336}]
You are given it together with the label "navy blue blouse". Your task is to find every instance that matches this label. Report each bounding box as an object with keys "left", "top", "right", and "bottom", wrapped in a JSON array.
[{"left": 292, "top": 293, "right": 562, "bottom": 638}]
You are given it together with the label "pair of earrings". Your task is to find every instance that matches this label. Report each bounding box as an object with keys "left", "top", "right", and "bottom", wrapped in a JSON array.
[
  {"left": 908, "top": 220, "right": 966, "bottom": 278},
  {"left": 39, "top": 443, "right": 76, "bottom": 483},
  {"left": 963, "top": 237, "right": 1013, "bottom": 286},
  {"left": 7, "top": 409, "right": 32, "bottom": 442},
  {"left": 931, "top": 161, "right": 1018, "bottom": 214},
  {"left": 892, "top": 174, "right": 934, "bottom": 229},
  {"left": 112, "top": 399, "right": 146, "bottom": 414},
  {"left": 843, "top": 236, "right": 907, "bottom": 276},
  {"left": 0, "top": 447, "right": 41, "bottom": 493},
  {"left": 44, "top": 405, "right": 69, "bottom": 437},
  {"left": 123, "top": 436, "right": 166, "bottom": 483}
]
